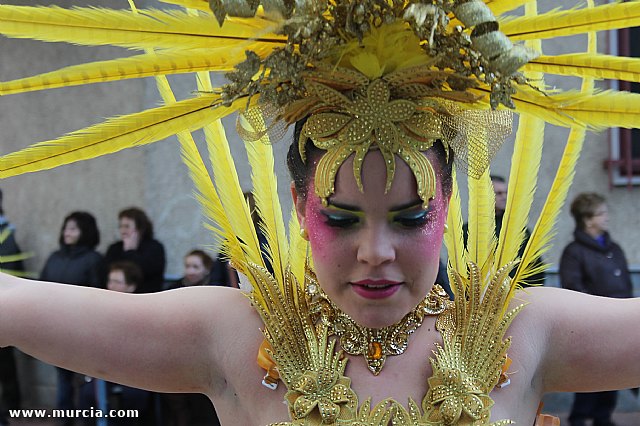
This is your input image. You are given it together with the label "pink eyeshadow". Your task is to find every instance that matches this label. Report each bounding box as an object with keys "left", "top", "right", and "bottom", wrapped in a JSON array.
[{"left": 304, "top": 191, "right": 336, "bottom": 260}]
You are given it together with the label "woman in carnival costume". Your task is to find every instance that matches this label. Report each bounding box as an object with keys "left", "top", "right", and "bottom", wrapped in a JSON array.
[{"left": 0, "top": 0, "right": 640, "bottom": 424}]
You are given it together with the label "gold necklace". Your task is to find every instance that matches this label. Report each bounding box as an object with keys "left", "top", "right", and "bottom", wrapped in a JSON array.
[{"left": 307, "top": 277, "right": 450, "bottom": 375}]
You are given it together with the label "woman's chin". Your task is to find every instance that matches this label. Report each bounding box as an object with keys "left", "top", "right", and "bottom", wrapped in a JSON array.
[{"left": 346, "top": 297, "right": 414, "bottom": 328}]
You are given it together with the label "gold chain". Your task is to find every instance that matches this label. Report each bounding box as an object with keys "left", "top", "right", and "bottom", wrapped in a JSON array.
[{"left": 307, "top": 279, "right": 450, "bottom": 375}]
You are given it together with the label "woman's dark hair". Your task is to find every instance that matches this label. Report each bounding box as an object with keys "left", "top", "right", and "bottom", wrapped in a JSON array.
[
  {"left": 59, "top": 211, "right": 100, "bottom": 248},
  {"left": 287, "top": 119, "right": 454, "bottom": 201},
  {"left": 119, "top": 207, "right": 154, "bottom": 240},
  {"left": 570, "top": 192, "right": 606, "bottom": 230},
  {"left": 109, "top": 261, "right": 143, "bottom": 288},
  {"left": 186, "top": 249, "right": 214, "bottom": 271}
]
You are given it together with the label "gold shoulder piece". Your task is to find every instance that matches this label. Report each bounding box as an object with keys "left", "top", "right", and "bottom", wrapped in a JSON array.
[{"left": 423, "top": 262, "right": 523, "bottom": 425}]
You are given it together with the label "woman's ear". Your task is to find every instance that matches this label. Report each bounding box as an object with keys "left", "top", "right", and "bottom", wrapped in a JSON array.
[{"left": 291, "top": 182, "right": 306, "bottom": 230}]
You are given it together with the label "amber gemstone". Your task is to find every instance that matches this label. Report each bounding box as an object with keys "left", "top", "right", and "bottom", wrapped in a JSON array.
[{"left": 367, "top": 341, "right": 383, "bottom": 360}]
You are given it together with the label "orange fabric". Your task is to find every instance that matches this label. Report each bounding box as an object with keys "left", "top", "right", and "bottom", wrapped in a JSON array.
[
  {"left": 257, "top": 339, "right": 280, "bottom": 385},
  {"left": 535, "top": 402, "right": 560, "bottom": 426},
  {"left": 535, "top": 414, "right": 561, "bottom": 426}
]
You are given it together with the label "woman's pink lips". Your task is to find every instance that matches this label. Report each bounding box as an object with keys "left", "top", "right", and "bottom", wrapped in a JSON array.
[{"left": 350, "top": 279, "right": 403, "bottom": 299}]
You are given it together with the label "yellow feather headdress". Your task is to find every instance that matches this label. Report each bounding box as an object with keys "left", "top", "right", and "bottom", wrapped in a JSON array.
[{"left": 0, "top": 0, "right": 639, "bottom": 296}]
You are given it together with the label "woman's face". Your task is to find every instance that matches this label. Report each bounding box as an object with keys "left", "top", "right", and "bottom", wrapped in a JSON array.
[
  {"left": 118, "top": 217, "right": 137, "bottom": 240},
  {"left": 107, "top": 270, "right": 136, "bottom": 293},
  {"left": 586, "top": 203, "right": 609, "bottom": 235},
  {"left": 294, "top": 150, "right": 449, "bottom": 328},
  {"left": 184, "top": 255, "right": 208, "bottom": 286},
  {"left": 63, "top": 219, "right": 81, "bottom": 246}
]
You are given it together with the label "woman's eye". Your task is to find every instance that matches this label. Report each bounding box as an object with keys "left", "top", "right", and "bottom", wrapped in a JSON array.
[
  {"left": 322, "top": 212, "right": 360, "bottom": 228},
  {"left": 393, "top": 210, "right": 430, "bottom": 228}
]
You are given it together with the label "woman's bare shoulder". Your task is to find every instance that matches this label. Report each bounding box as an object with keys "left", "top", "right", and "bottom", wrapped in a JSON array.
[{"left": 159, "top": 285, "right": 263, "bottom": 333}]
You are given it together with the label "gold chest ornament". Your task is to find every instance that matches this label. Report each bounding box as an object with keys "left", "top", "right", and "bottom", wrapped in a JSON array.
[{"left": 248, "top": 262, "right": 523, "bottom": 425}]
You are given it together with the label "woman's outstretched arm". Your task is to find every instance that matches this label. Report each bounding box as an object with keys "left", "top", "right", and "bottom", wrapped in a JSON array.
[
  {"left": 523, "top": 287, "right": 640, "bottom": 393},
  {"left": 0, "top": 272, "right": 250, "bottom": 395}
]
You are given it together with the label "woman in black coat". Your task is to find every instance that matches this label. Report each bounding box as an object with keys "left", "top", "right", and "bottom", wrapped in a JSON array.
[
  {"left": 105, "top": 207, "right": 166, "bottom": 294},
  {"left": 40, "top": 211, "right": 105, "bottom": 426},
  {"left": 560, "top": 193, "right": 634, "bottom": 426}
]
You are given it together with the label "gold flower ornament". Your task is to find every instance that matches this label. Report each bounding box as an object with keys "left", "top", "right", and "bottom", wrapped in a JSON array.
[
  {"left": 285, "top": 370, "right": 357, "bottom": 423},
  {"left": 300, "top": 78, "right": 443, "bottom": 206}
]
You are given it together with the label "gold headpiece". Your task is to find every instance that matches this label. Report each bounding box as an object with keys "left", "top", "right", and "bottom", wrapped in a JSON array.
[{"left": 229, "top": 0, "right": 529, "bottom": 204}]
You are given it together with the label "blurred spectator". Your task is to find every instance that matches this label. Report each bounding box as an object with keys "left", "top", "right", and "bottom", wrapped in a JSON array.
[
  {"left": 106, "top": 207, "right": 166, "bottom": 293},
  {"left": 78, "top": 262, "right": 152, "bottom": 426},
  {"left": 40, "top": 211, "right": 105, "bottom": 426},
  {"left": 167, "top": 249, "right": 228, "bottom": 289},
  {"left": 0, "top": 188, "right": 23, "bottom": 426},
  {"left": 560, "top": 192, "right": 633, "bottom": 426},
  {"left": 0, "top": 189, "right": 24, "bottom": 275}
]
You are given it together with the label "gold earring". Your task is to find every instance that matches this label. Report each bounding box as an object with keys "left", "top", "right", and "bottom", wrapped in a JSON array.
[
  {"left": 299, "top": 228, "right": 309, "bottom": 240},
  {"left": 443, "top": 223, "right": 449, "bottom": 234}
]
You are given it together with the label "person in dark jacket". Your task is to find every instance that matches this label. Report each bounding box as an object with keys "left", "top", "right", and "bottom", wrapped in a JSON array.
[
  {"left": 0, "top": 189, "right": 23, "bottom": 426},
  {"left": 105, "top": 207, "right": 166, "bottom": 294},
  {"left": 560, "top": 192, "right": 634, "bottom": 426},
  {"left": 40, "top": 211, "right": 105, "bottom": 426}
]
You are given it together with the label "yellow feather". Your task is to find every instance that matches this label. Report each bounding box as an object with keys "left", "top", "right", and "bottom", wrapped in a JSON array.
[
  {"left": 524, "top": 54, "right": 640, "bottom": 83},
  {"left": 288, "top": 207, "right": 309, "bottom": 288},
  {"left": 466, "top": 167, "right": 497, "bottom": 280},
  {"left": 178, "top": 129, "right": 240, "bottom": 259},
  {"left": 0, "top": 93, "right": 242, "bottom": 178},
  {"left": 444, "top": 170, "right": 468, "bottom": 278},
  {"left": 514, "top": 4, "right": 597, "bottom": 286},
  {"left": 243, "top": 114, "right": 289, "bottom": 287},
  {"left": 187, "top": 59, "right": 257, "bottom": 275},
  {"left": 204, "top": 117, "right": 264, "bottom": 269},
  {"left": 0, "top": 44, "right": 279, "bottom": 96},
  {"left": 495, "top": 2, "right": 544, "bottom": 279},
  {"left": 140, "top": 44, "right": 247, "bottom": 276},
  {"left": 472, "top": 86, "right": 640, "bottom": 130},
  {"left": 496, "top": 113, "right": 544, "bottom": 274},
  {"left": 0, "top": 6, "right": 284, "bottom": 50},
  {"left": 501, "top": 1, "right": 640, "bottom": 40}
]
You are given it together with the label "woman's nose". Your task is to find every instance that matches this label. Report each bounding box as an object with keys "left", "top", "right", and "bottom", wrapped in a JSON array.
[{"left": 356, "top": 225, "right": 396, "bottom": 266}]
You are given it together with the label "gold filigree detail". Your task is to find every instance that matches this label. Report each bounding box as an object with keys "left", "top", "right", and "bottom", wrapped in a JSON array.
[
  {"left": 308, "top": 275, "right": 450, "bottom": 375},
  {"left": 422, "top": 262, "right": 523, "bottom": 425},
  {"left": 299, "top": 78, "right": 443, "bottom": 206},
  {"left": 217, "top": 0, "right": 539, "bottom": 110},
  {"left": 426, "top": 368, "right": 493, "bottom": 424},
  {"left": 286, "top": 370, "right": 357, "bottom": 423}
]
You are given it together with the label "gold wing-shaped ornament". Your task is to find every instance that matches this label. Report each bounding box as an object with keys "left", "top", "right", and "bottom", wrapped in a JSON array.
[{"left": 422, "top": 263, "right": 522, "bottom": 426}]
